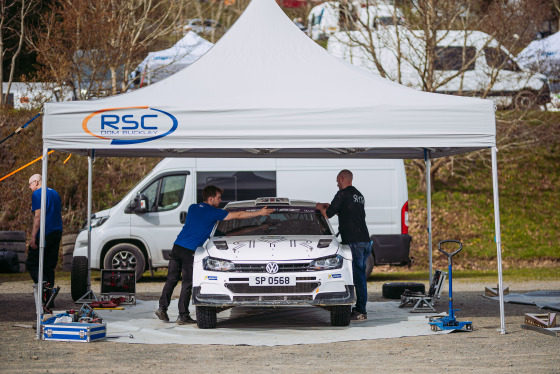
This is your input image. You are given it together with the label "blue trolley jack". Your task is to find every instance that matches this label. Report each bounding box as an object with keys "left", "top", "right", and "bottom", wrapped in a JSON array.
[{"left": 429, "top": 240, "right": 473, "bottom": 332}]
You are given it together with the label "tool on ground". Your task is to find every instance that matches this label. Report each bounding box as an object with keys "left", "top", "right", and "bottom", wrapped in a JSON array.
[
  {"left": 400, "top": 269, "right": 447, "bottom": 312},
  {"left": 524, "top": 313, "right": 557, "bottom": 328},
  {"left": 78, "top": 303, "right": 103, "bottom": 323},
  {"left": 429, "top": 240, "right": 473, "bottom": 332},
  {"left": 42, "top": 283, "right": 60, "bottom": 314},
  {"left": 484, "top": 284, "right": 509, "bottom": 297},
  {"left": 90, "top": 296, "right": 126, "bottom": 309}
]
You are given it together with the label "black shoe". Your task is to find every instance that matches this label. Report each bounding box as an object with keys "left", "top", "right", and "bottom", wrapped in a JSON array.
[
  {"left": 177, "top": 314, "right": 196, "bottom": 325},
  {"left": 155, "top": 308, "right": 169, "bottom": 321}
]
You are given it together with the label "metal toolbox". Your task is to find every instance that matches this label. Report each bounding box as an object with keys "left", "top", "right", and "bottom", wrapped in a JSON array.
[
  {"left": 100, "top": 269, "right": 136, "bottom": 305},
  {"left": 42, "top": 322, "right": 107, "bottom": 342}
]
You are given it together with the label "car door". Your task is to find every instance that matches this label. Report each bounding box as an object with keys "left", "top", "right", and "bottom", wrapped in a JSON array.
[{"left": 130, "top": 172, "right": 191, "bottom": 267}]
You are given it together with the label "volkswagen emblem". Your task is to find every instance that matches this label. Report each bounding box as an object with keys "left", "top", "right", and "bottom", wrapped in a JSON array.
[{"left": 266, "top": 262, "right": 279, "bottom": 274}]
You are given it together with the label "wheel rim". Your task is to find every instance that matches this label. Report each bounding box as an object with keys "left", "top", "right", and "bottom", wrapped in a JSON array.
[
  {"left": 111, "top": 250, "right": 138, "bottom": 270},
  {"left": 516, "top": 93, "right": 535, "bottom": 109}
]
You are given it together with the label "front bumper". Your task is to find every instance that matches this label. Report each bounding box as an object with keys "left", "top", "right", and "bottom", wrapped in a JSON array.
[{"left": 192, "top": 285, "right": 355, "bottom": 307}]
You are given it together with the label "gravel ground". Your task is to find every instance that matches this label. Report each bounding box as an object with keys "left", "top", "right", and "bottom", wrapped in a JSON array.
[{"left": 1, "top": 276, "right": 559, "bottom": 373}]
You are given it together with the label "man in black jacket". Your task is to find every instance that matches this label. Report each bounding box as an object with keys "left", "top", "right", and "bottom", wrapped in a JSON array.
[{"left": 316, "top": 169, "right": 372, "bottom": 321}]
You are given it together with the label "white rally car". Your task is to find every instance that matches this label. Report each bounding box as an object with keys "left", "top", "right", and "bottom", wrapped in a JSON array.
[{"left": 192, "top": 198, "right": 355, "bottom": 329}]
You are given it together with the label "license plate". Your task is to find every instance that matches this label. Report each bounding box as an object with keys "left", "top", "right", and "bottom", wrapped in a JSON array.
[{"left": 249, "top": 275, "right": 295, "bottom": 286}]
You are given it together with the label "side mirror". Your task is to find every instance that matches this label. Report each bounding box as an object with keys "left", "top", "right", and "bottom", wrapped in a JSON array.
[{"left": 125, "top": 193, "right": 148, "bottom": 214}]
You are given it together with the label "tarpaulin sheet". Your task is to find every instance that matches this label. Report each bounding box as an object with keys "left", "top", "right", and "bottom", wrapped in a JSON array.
[
  {"left": 96, "top": 300, "right": 449, "bottom": 346},
  {"left": 484, "top": 291, "right": 560, "bottom": 311}
]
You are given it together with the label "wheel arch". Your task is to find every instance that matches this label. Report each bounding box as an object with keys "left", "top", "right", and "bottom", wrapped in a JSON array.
[{"left": 101, "top": 239, "right": 150, "bottom": 271}]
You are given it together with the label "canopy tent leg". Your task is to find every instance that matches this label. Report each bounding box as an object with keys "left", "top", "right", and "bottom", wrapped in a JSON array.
[
  {"left": 492, "top": 147, "right": 506, "bottom": 334},
  {"left": 425, "top": 150, "right": 433, "bottom": 284},
  {"left": 76, "top": 151, "right": 97, "bottom": 303},
  {"left": 36, "top": 148, "right": 49, "bottom": 340}
]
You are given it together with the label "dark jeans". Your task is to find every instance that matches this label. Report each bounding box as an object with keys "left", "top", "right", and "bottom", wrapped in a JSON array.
[
  {"left": 26, "top": 231, "right": 62, "bottom": 286},
  {"left": 159, "top": 244, "right": 194, "bottom": 315},
  {"left": 350, "top": 241, "right": 372, "bottom": 315}
]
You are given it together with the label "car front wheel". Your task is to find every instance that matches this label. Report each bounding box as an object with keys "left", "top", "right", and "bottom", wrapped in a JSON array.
[
  {"left": 196, "top": 306, "right": 217, "bottom": 329},
  {"left": 330, "top": 305, "right": 351, "bottom": 326}
]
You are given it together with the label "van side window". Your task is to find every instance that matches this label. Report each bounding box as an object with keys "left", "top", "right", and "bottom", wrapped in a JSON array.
[
  {"left": 141, "top": 174, "right": 187, "bottom": 212},
  {"left": 196, "top": 171, "right": 276, "bottom": 206},
  {"left": 484, "top": 47, "right": 520, "bottom": 71},
  {"left": 434, "top": 46, "right": 476, "bottom": 71}
]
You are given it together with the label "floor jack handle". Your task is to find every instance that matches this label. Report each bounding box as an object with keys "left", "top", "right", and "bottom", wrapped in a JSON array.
[{"left": 438, "top": 240, "right": 463, "bottom": 320}]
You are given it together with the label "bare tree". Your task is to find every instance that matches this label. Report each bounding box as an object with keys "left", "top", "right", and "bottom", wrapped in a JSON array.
[
  {"left": 30, "top": 0, "right": 184, "bottom": 99},
  {"left": 0, "top": 0, "right": 39, "bottom": 109},
  {"left": 180, "top": 0, "right": 251, "bottom": 43},
  {"left": 330, "top": 0, "right": 551, "bottom": 190}
]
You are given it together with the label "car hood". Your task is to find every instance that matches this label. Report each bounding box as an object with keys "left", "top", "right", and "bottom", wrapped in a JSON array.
[{"left": 205, "top": 235, "right": 339, "bottom": 261}]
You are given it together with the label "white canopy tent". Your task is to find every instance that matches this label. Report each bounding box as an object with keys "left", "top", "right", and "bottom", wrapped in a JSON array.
[
  {"left": 134, "top": 31, "right": 213, "bottom": 85},
  {"left": 38, "top": 0, "right": 505, "bottom": 338}
]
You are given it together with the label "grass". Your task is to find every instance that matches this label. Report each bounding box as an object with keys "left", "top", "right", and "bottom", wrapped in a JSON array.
[
  {"left": 404, "top": 113, "right": 560, "bottom": 270},
  {"left": 368, "top": 267, "right": 560, "bottom": 282}
]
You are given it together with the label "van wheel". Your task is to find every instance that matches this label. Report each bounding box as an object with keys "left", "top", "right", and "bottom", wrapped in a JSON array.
[
  {"left": 330, "top": 305, "right": 351, "bottom": 326},
  {"left": 71, "top": 256, "right": 89, "bottom": 301},
  {"left": 104, "top": 243, "right": 146, "bottom": 281},
  {"left": 514, "top": 90, "right": 538, "bottom": 110},
  {"left": 365, "top": 253, "right": 374, "bottom": 279},
  {"left": 196, "top": 306, "right": 217, "bottom": 329}
]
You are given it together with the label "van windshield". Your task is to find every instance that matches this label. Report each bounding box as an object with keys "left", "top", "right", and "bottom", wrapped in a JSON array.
[{"left": 214, "top": 207, "right": 332, "bottom": 237}]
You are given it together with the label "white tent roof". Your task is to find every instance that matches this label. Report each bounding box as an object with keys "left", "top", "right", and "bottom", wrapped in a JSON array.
[
  {"left": 42, "top": 0, "right": 495, "bottom": 159},
  {"left": 135, "top": 31, "right": 213, "bottom": 84}
]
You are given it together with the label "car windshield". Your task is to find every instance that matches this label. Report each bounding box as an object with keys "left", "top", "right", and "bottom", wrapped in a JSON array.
[{"left": 214, "top": 206, "right": 332, "bottom": 237}]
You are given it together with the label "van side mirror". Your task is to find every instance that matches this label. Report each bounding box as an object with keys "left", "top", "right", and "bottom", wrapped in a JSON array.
[{"left": 125, "top": 193, "right": 149, "bottom": 214}]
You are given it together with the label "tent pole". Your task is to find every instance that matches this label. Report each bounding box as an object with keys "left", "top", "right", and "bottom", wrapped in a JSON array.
[
  {"left": 87, "top": 152, "right": 94, "bottom": 293},
  {"left": 491, "top": 147, "right": 506, "bottom": 334},
  {"left": 425, "top": 150, "right": 433, "bottom": 284},
  {"left": 36, "top": 148, "right": 49, "bottom": 340}
]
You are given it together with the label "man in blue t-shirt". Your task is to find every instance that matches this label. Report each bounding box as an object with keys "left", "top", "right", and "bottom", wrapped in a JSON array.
[
  {"left": 156, "top": 185, "right": 274, "bottom": 325},
  {"left": 26, "top": 174, "right": 63, "bottom": 288}
]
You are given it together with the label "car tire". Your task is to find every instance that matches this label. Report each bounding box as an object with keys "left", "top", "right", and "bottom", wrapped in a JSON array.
[
  {"left": 71, "top": 256, "right": 89, "bottom": 301},
  {"left": 365, "top": 253, "right": 374, "bottom": 279},
  {"left": 514, "top": 90, "right": 538, "bottom": 110},
  {"left": 196, "top": 306, "right": 217, "bottom": 329},
  {"left": 0, "top": 231, "right": 26, "bottom": 242},
  {"left": 103, "top": 243, "right": 146, "bottom": 281},
  {"left": 330, "top": 305, "right": 351, "bottom": 326},
  {"left": 382, "top": 282, "right": 425, "bottom": 299},
  {"left": 62, "top": 234, "right": 78, "bottom": 246}
]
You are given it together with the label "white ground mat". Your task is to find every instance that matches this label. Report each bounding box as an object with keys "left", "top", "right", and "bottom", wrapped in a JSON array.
[{"left": 96, "top": 300, "right": 449, "bottom": 346}]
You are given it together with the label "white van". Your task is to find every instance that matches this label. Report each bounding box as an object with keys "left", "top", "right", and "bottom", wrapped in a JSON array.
[
  {"left": 308, "top": 1, "right": 402, "bottom": 41},
  {"left": 71, "top": 158, "right": 411, "bottom": 299},
  {"left": 328, "top": 29, "right": 551, "bottom": 109}
]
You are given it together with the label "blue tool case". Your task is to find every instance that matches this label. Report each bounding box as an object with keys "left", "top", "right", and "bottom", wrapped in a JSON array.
[{"left": 41, "top": 322, "right": 107, "bottom": 342}]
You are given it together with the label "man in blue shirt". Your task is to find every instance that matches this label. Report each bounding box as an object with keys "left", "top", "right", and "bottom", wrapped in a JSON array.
[
  {"left": 26, "top": 174, "right": 63, "bottom": 288},
  {"left": 156, "top": 185, "right": 274, "bottom": 325}
]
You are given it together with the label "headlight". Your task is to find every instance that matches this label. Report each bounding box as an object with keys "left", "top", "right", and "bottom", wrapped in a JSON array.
[
  {"left": 83, "top": 216, "right": 109, "bottom": 229},
  {"left": 308, "top": 255, "right": 343, "bottom": 270},
  {"left": 203, "top": 257, "right": 235, "bottom": 272}
]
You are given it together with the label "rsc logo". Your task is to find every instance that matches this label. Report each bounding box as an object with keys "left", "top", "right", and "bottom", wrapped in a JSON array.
[{"left": 82, "top": 106, "right": 178, "bottom": 145}]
